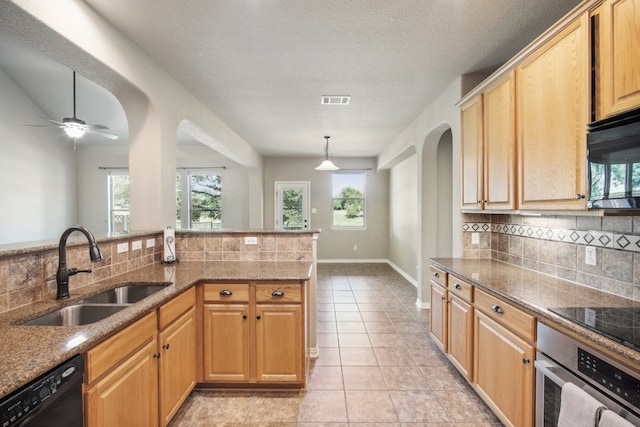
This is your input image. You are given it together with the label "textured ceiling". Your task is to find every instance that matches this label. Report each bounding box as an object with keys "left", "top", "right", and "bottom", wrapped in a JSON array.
[{"left": 6, "top": 0, "right": 583, "bottom": 157}]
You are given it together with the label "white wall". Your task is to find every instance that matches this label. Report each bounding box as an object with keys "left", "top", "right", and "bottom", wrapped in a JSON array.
[
  {"left": 264, "top": 157, "right": 389, "bottom": 261},
  {"left": 0, "top": 68, "right": 77, "bottom": 244},
  {"left": 389, "top": 156, "right": 419, "bottom": 281}
]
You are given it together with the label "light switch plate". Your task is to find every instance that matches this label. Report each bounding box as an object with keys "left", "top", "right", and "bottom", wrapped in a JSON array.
[
  {"left": 117, "top": 242, "right": 129, "bottom": 253},
  {"left": 471, "top": 232, "right": 480, "bottom": 245},
  {"left": 146, "top": 238, "right": 155, "bottom": 248},
  {"left": 132, "top": 240, "right": 142, "bottom": 250},
  {"left": 244, "top": 236, "right": 258, "bottom": 245}
]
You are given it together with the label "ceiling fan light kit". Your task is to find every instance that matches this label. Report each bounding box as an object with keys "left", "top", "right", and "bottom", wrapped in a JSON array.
[{"left": 315, "top": 135, "right": 339, "bottom": 171}]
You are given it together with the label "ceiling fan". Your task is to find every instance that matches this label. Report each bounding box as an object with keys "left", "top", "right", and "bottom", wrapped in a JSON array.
[{"left": 24, "top": 71, "right": 118, "bottom": 140}]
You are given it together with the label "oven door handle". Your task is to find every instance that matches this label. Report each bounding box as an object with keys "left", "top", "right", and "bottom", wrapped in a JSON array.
[{"left": 534, "top": 359, "right": 577, "bottom": 388}]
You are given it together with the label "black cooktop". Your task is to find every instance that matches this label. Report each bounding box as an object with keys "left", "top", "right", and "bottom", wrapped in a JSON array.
[{"left": 549, "top": 306, "right": 640, "bottom": 352}]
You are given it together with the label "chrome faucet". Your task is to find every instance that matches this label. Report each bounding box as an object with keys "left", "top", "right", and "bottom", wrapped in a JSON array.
[{"left": 56, "top": 225, "right": 104, "bottom": 299}]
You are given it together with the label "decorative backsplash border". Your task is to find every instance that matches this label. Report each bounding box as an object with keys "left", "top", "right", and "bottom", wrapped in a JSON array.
[{"left": 463, "top": 222, "right": 640, "bottom": 252}]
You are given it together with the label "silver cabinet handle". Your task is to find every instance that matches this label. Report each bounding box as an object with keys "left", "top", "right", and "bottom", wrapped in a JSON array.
[
  {"left": 491, "top": 305, "right": 504, "bottom": 314},
  {"left": 454, "top": 284, "right": 462, "bottom": 290},
  {"left": 433, "top": 272, "right": 440, "bottom": 278},
  {"left": 219, "top": 289, "right": 232, "bottom": 296},
  {"left": 272, "top": 290, "right": 284, "bottom": 297}
]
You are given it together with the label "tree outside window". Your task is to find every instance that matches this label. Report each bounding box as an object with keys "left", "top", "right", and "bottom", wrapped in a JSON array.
[{"left": 332, "top": 173, "right": 365, "bottom": 228}]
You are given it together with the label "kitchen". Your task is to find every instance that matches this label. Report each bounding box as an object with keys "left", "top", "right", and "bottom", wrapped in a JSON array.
[{"left": 1, "top": 0, "right": 640, "bottom": 426}]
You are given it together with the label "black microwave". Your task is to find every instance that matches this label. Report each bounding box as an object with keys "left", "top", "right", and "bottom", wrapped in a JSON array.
[{"left": 587, "top": 106, "right": 640, "bottom": 208}]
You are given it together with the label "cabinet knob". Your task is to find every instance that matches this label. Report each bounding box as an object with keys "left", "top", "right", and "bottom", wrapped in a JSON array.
[
  {"left": 576, "top": 194, "right": 585, "bottom": 199},
  {"left": 256, "top": 315, "right": 261, "bottom": 320},
  {"left": 433, "top": 272, "right": 440, "bottom": 278},
  {"left": 272, "top": 290, "right": 285, "bottom": 297},
  {"left": 522, "top": 358, "right": 531, "bottom": 364},
  {"left": 153, "top": 352, "right": 160, "bottom": 359},
  {"left": 454, "top": 283, "right": 462, "bottom": 290},
  {"left": 491, "top": 305, "right": 504, "bottom": 314},
  {"left": 243, "top": 314, "right": 247, "bottom": 319},
  {"left": 162, "top": 343, "right": 170, "bottom": 350},
  {"left": 219, "top": 289, "right": 233, "bottom": 296},
  {"left": 441, "top": 296, "right": 446, "bottom": 301}
]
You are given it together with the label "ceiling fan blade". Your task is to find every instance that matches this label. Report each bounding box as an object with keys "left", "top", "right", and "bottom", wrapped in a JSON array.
[
  {"left": 22, "top": 123, "right": 59, "bottom": 127},
  {"left": 84, "top": 123, "right": 109, "bottom": 131},
  {"left": 87, "top": 129, "right": 119, "bottom": 140}
]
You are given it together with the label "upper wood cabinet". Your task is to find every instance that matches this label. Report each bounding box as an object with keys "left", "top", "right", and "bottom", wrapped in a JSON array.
[
  {"left": 461, "top": 95, "right": 484, "bottom": 210},
  {"left": 461, "top": 72, "right": 516, "bottom": 211},
  {"left": 600, "top": 0, "right": 640, "bottom": 117},
  {"left": 516, "top": 14, "right": 589, "bottom": 210},
  {"left": 483, "top": 72, "right": 516, "bottom": 210}
]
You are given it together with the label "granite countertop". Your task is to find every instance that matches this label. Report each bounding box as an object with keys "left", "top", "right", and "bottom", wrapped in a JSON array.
[
  {"left": 429, "top": 258, "right": 640, "bottom": 366},
  {"left": 0, "top": 260, "right": 312, "bottom": 399}
]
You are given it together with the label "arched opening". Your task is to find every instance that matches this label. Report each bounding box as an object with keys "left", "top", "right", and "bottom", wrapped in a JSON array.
[{"left": 436, "top": 129, "right": 453, "bottom": 257}]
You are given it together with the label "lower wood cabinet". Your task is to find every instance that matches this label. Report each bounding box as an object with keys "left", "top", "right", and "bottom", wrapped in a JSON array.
[
  {"left": 85, "top": 312, "right": 159, "bottom": 427},
  {"left": 474, "top": 310, "right": 535, "bottom": 427},
  {"left": 85, "top": 288, "right": 197, "bottom": 427},
  {"left": 201, "top": 282, "right": 307, "bottom": 387},
  {"left": 158, "top": 288, "right": 197, "bottom": 427}
]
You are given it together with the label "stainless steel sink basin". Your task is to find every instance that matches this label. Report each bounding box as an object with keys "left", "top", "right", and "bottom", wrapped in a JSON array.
[
  {"left": 22, "top": 304, "right": 129, "bottom": 326},
  {"left": 82, "top": 284, "right": 168, "bottom": 304}
]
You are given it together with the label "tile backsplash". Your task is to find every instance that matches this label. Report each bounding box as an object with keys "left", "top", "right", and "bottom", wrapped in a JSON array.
[
  {"left": 462, "top": 213, "right": 640, "bottom": 302},
  {"left": 0, "top": 231, "right": 316, "bottom": 314}
]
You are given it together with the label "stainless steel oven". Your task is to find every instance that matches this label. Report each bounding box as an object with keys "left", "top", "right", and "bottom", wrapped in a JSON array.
[
  {"left": 536, "top": 322, "right": 640, "bottom": 426},
  {"left": 0, "top": 355, "right": 84, "bottom": 427}
]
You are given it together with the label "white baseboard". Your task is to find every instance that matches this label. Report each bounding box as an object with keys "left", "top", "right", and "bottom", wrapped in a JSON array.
[
  {"left": 309, "top": 346, "right": 319, "bottom": 359},
  {"left": 415, "top": 298, "right": 430, "bottom": 310},
  {"left": 317, "top": 259, "right": 388, "bottom": 264},
  {"left": 386, "top": 260, "right": 418, "bottom": 288}
]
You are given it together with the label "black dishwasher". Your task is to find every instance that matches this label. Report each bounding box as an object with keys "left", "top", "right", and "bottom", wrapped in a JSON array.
[{"left": 0, "top": 354, "right": 84, "bottom": 427}]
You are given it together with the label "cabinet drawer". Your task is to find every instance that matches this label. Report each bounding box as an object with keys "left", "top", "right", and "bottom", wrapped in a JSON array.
[
  {"left": 448, "top": 277, "right": 473, "bottom": 302},
  {"left": 474, "top": 288, "right": 535, "bottom": 341},
  {"left": 203, "top": 283, "right": 249, "bottom": 302},
  {"left": 430, "top": 266, "right": 447, "bottom": 287},
  {"left": 158, "top": 287, "right": 195, "bottom": 330},
  {"left": 256, "top": 284, "right": 301, "bottom": 303},
  {"left": 86, "top": 311, "right": 157, "bottom": 384}
]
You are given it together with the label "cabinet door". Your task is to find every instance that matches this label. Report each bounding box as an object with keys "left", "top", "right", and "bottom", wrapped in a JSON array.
[
  {"left": 255, "top": 304, "right": 303, "bottom": 383},
  {"left": 159, "top": 307, "right": 197, "bottom": 427},
  {"left": 601, "top": 0, "right": 640, "bottom": 116},
  {"left": 447, "top": 294, "right": 473, "bottom": 380},
  {"left": 474, "top": 311, "right": 534, "bottom": 427},
  {"left": 517, "top": 15, "right": 589, "bottom": 210},
  {"left": 429, "top": 282, "right": 447, "bottom": 352},
  {"left": 461, "top": 95, "right": 484, "bottom": 210},
  {"left": 85, "top": 338, "right": 159, "bottom": 427},
  {"left": 483, "top": 72, "right": 516, "bottom": 210},
  {"left": 203, "top": 303, "right": 250, "bottom": 382}
]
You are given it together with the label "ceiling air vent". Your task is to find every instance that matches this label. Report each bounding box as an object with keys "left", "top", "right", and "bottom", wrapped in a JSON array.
[{"left": 321, "top": 95, "right": 350, "bottom": 105}]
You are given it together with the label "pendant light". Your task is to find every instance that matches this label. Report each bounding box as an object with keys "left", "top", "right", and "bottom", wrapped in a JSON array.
[{"left": 315, "top": 136, "right": 339, "bottom": 171}]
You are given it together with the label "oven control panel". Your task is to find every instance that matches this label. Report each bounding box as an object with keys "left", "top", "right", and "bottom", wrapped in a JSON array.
[
  {"left": 0, "top": 355, "right": 82, "bottom": 427},
  {"left": 578, "top": 348, "right": 640, "bottom": 409}
]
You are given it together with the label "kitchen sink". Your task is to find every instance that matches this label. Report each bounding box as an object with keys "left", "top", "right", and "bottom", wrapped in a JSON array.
[
  {"left": 82, "top": 284, "right": 168, "bottom": 304},
  {"left": 22, "top": 304, "right": 129, "bottom": 326}
]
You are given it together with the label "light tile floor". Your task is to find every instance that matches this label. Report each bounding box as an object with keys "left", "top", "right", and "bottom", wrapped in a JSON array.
[{"left": 168, "top": 263, "right": 503, "bottom": 426}]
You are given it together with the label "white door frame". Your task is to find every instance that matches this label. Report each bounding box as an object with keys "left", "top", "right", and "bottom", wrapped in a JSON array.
[{"left": 274, "top": 181, "right": 310, "bottom": 230}]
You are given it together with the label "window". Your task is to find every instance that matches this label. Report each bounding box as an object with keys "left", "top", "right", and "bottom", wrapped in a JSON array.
[
  {"left": 332, "top": 172, "right": 365, "bottom": 228},
  {"left": 108, "top": 171, "right": 130, "bottom": 233},
  {"left": 107, "top": 169, "right": 222, "bottom": 232},
  {"left": 176, "top": 170, "right": 222, "bottom": 230}
]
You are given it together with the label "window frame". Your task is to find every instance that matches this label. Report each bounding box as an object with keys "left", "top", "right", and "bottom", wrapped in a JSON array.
[
  {"left": 331, "top": 171, "right": 367, "bottom": 230},
  {"left": 107, "top": 170, "right": 130, "bottom": 234},
  {"left": 176, "top": 169, "right": 223, "bottom": 230}
]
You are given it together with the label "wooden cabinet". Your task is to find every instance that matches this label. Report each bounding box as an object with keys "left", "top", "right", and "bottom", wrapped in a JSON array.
[
  {"left": 461, "top": 73, "right": 516, "bottom": 211},
  {"left": 158, "top": 288, "right": 197, "bottom": 427},
  {"left": 201, "top": 281, "right": 307, "bottom": 387},
  {"left": 461, "top": 95, "right": 484, "bottom": 210},
  {"left": 483, "top": 72, "right": 516, "bottom": 210},
  {"left": 85, "top": 312, "right": 159, "bottom": 427},
  {"left": 516, "top": 14, "right": 589, "bottom": 210},
  {"left": 599, "top": 0, "right": 640, "bottom": 117},
  {"left": 429, "top": 270, "right": 474, "bottom": 380},
  {"left": 202, "top": 284, "right": 250, "bottom": 382},
  {"left": 473, "top": 288, "right": 535, "bottom": 427}
]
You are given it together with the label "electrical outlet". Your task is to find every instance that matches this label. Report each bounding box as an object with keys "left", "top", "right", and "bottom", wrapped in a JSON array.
[
  {"left": 353, "top": 245, "right": 358, "bottom": 251},
  {"left": 585, "top": 246, "right": 597, "bottom": 266},
  {"left": 132, "top": 240, "right": 142, "bottom": 250},
  {"left": 117, "top": 242, "right": 129, "bottom": 253},
  {"left": 471, "top": 232, "right": 480, "bottom": 244},
  {"left": 244, "top": 236, "right": 257, "bottom": 245},
  {"left": 146, "top": 238, "right": 155, "bottom": 248}
]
